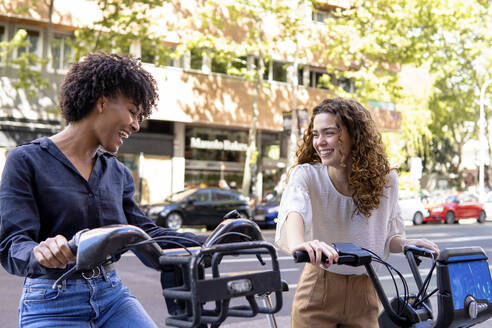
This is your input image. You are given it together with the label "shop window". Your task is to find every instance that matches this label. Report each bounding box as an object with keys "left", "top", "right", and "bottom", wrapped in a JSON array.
[
  {"left": 51, "top": 34, "right": 73, "bottom": 70},
  {"left": 140, "top": 119, "right": 174, "bottom": 135},
  {"left": 185, "top": 126, "right": 248, "bottom": 163}
]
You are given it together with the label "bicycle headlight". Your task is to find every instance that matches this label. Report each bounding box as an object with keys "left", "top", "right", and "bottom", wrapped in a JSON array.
[{"left": 227, "top": 279, "right": 252, "bottom": 294}]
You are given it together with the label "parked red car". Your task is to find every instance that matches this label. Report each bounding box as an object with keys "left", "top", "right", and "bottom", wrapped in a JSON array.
[{"left": 424, "top": 193, "right": 486, "bottom": 224}]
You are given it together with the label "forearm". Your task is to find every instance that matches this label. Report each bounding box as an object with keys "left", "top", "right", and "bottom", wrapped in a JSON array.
[
  {"left": 389, "top": 235, "right": 440, "bottom": 257},
  {"left": 282, "top": 212, "right": 306, "bottom": 254},
  {"left": 389, "top": 235, "right": 407, "bottom": 253}
]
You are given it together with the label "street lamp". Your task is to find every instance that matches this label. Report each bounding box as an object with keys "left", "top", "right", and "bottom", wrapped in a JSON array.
[{"left": 479, "top": 78, "right": 492, "bottom": 201}]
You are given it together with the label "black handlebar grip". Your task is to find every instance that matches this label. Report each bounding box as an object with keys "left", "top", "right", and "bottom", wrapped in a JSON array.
[
  {"left": 293, "top": 251, "right": 357, "bottom": 265},
  {"left": 293, "top": 251, "right": 328, "bottom": 263},
  {"left": 67, "top": 238, "right": 78, "bottom": 256}
]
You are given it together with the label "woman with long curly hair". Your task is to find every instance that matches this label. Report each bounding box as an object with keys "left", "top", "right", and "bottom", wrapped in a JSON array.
[{"left": 275, "top": 97, "right": 439, "bottom": 327}]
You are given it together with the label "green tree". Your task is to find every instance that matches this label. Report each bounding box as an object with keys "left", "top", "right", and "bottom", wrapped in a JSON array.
[
  {"left": 418, "top": 0, "right": 490, "bottom": 189},
  {"left": 174, "top": 0, "right": 307, "bottom": 198},
  {"left": 72, "top": 0, "right": 164, "bottom": 60},
  {"left": 315, "top": 0, "right": 490, "bottom": 187}
]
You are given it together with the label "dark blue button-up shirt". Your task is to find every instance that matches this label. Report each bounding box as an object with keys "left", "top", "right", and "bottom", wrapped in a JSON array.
[{"left": 0, "top": 137, "right": 202, "bottom": 277}]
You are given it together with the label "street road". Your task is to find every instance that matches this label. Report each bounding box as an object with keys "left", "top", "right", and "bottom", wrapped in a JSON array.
[{"left": 1, "top": 221, "right": 492, "bottom": 327}]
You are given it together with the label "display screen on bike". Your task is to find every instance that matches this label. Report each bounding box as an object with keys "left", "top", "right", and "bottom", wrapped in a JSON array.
[{"left": 447, "top": 254, "right": 492, "bottom": 310}]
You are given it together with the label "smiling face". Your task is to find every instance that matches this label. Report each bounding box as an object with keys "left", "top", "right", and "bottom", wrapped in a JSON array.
[
  {"left": 312, "top": 112, "right": 352, "bottom": 168},
  {"left": 94, "top": 93, "right": 141, "bottom": 153}
]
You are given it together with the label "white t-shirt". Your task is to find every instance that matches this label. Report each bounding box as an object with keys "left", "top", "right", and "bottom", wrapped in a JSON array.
[{"left": 275, "top": 163, "right": 405, "bottom": 275}]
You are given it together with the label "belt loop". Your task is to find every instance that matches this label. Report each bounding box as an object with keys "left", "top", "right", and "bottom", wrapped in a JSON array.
[
  {"left": 100, "top": 264, "right": 109, "bottom": 282},
  {"left": 62, "top": 278, "right": 67, "bottom": 291}
]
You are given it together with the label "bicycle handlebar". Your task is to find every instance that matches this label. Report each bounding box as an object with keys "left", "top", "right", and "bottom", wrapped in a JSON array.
[
  {"left": 61, "top": 219, "right": 285, "bottom": 328},
  {"left": 292, "top": 243, "right": 492, "bottom": 328}
]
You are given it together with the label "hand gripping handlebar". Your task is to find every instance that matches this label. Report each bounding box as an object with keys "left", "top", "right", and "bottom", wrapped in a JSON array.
[{"left": 62, "top": 219, "right": 285, "bottom": 328}]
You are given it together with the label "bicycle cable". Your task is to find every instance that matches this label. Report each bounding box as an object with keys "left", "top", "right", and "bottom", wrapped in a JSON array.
[{"left": 362, "top": 247, "right": 410, "bottom": 315}]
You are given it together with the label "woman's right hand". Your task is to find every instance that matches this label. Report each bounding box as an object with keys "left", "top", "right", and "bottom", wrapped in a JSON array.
[
  {"left": 33, "top": 235, "right": 76, "bottom": 269},
  {"left": 291, "top": 239, "right": 338, "bottom": 268}
]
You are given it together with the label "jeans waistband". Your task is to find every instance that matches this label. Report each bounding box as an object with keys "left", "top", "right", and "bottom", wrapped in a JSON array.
[{"left": 32, "top": 262, "right": 115, "bottom": 280}]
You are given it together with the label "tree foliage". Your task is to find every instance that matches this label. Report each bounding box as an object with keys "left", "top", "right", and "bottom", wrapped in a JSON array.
[
  {"left": 0, "top": 29, "right": 50, "bottom": 98},
  {"left": 315, "top": 0, "right": 491, "bottom": 189},
  {"left": 72, "top": 0, "right": 164, "bottom": 60},
  {"left": 174, "top": 0, "right": 306, "bottom": 197}
]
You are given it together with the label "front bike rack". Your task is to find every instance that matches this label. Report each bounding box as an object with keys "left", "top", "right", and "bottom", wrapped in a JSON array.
[{"left": 160, "top": 241, "right": 283, "bottom": 328}]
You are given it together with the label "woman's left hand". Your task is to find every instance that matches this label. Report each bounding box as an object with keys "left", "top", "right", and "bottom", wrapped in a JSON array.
[{"left": 405, "top": 238, "right": 440, "bottom": 259}]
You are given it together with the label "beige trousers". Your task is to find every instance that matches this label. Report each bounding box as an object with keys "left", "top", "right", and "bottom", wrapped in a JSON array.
[{"left": 291, "top": 264, "right": 381, "bottom": 328}]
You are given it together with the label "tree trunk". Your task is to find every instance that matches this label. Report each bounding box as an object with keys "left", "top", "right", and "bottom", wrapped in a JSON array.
[{"left": 241, "top": 56, "right": 263, "bottom": 200}]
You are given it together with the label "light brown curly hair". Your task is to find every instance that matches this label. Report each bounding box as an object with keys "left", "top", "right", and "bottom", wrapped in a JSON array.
[{"left": 294, "top": 97, "right": 391, "bottom": 217}]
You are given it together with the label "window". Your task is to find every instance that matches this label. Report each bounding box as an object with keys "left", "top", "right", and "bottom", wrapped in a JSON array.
[
  {"left": 51, "top": 34, "right": 73, "bottom": 70},
  {"left": 190, "top": 48, "right": 203, "bottom": 70},
  {"left": 330, "top": 74, "right": 354, "bottom": 93},
  {"left": 311, "top": 9, "right": 335, "bottom": 23},
  {"left": 261, "top": 59, "right": 289, "bottom": 82},
  {"left": 211, "top": 57, "right": 227, "bottom": 74},
  {"left": 0, "top": 25, "right": 6, "bottom": 63},
  {"left": 297, "top": 66, "right": 304, "bottom": 86},
  {"left": 309, "top": 70, "right": 329, "bottom": 89},
  {"left": 308, "top": 68, "right": 354, "bottom": 92},
  {"left": 272, "top": 61, "right": 287, "bottom": 82},
  {"left": 193, "top": 190, "right": 210, "bottom": 202},
  {"left": 16, "top": 28, "right": 41, "bottom": 57},
  {"left": 141, "top": 43, "right": 183, "bottom": 68},
  {"left": 214, "top": 191, "right": 234, "bottom": 201},
  {"left": 0, "top": 25, "right": 5, "bottom": 42}
]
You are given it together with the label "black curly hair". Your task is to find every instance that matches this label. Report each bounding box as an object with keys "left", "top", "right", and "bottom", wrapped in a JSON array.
[{"left": 59, "top": 53, "right": 158, "bottom": 123}]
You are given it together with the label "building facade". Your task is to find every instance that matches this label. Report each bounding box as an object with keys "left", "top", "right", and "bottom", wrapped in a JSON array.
[{"left": 0, "top": 0, "right": 401, "bottom": 204}]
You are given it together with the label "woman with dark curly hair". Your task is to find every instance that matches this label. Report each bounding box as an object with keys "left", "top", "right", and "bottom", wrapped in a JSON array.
[
  {"left": 0, "top": 53, "right": 204, "bottom": 327},
  {"left": 275, "top": 97, "right": 439, "bottom": 327}
]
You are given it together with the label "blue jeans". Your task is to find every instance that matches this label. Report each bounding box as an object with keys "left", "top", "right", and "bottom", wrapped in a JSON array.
[{"left": 18, "top": 270, "right": 157, "bottom": 328}]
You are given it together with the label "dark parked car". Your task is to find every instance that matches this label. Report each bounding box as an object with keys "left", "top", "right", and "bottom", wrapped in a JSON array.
[
  {"left": 424, "top": 193, "right": 486, "bottom": 224},
  {"left": 253, "top": 196, "right": 280, "bottom": 228},
  {"left": 146, "top": 188, "right": 252, "bottom": 230}
]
